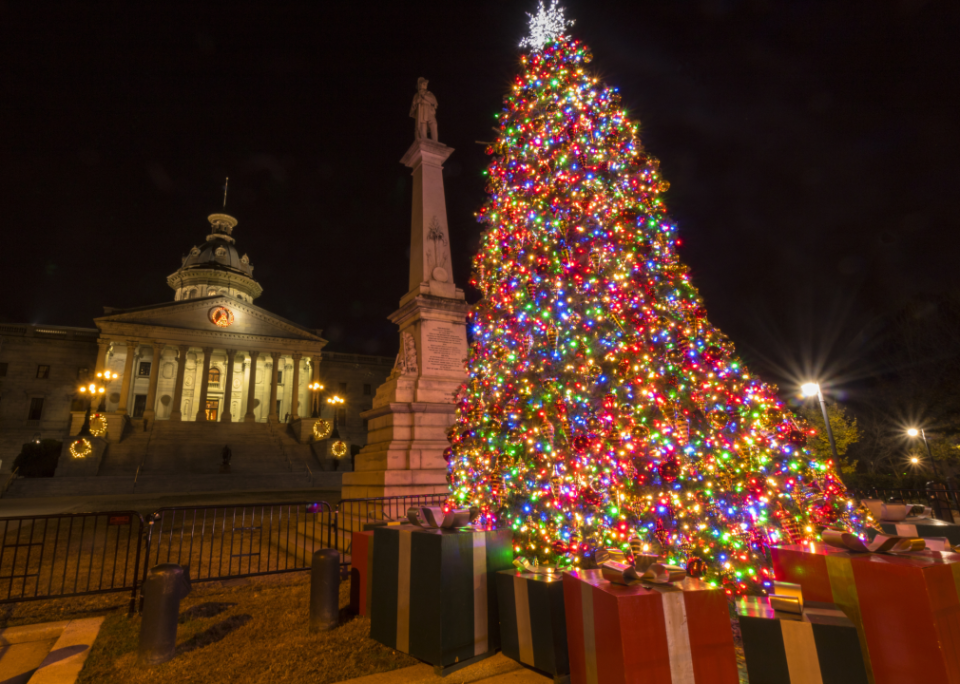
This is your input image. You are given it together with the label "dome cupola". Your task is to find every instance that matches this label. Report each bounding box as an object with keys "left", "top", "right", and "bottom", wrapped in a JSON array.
[{"left": 167, "top": 213, "right": 263, "bottom": 303}]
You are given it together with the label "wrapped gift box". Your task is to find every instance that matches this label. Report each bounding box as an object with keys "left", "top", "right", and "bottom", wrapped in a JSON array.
[
  {"left": 563, "top": 569, "right": 738, "bottom": 684},
  {"left": 772, "top": 543, "right": 960, "bottom": 684},
  {"left": 496, "top": 569, "right": 569, "bottom": 679},
  {"left": 735, "top": 595, "right": 868, "bottom": 684},
  {"left": 369, "top": 526, "right": 513, "bottom": 671},
  {"left": 349, "top": 530, "right": 374, "bottom": 616},
  {"left": 866, "top": 518, "right": 960, "bottom": 547}
]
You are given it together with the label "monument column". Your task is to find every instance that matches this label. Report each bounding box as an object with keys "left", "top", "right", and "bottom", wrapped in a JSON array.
[
  {"left": 221, "top": 349, "right": 237, "bottom": 423},
  {"left": 244, "top": 351, "right": 260, "bottom": 422},
  {"left": 310, "top": 355, "right": 321, "bottom": 416},
  {"left": 195, "top": 347, "right": 213, "bottom": 422},
  {"left": 142, "top": 342, "right": 163, "bottom": 421},
  {"left": 116, "top": 341, "right": 139, "bottom": 415},
  {"left": 170, "top": 345, "right": 189, "bottom": 421},
  {"left": 268, "top": 352, "right": 281, "bottom": 423},
  {"left": 290, "top": 353, "right": 302, "bottom": 421},
  {"left": 92, "top": 339, "right": 111, "bottom": 412},
  {"left": 342, "top": 78, "right": 469, "bottom": 502}
]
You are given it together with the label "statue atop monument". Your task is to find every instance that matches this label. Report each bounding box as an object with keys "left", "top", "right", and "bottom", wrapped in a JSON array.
[{"left": 410, "top": 77, "right": 439, "bottom": 142}]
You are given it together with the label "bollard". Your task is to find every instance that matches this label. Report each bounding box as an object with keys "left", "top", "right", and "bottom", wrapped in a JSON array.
[
  {"left": 138, "top": 563, "right": 192, "bottom": 666},
  {"left": 310, "top": 549, "right": 340, "bottom": 632}
]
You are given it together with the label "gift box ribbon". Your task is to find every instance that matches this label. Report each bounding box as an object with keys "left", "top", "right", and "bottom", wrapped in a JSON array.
[
  {"left": 595, "top": 548, "right": 686, "bottom": 586},
  {"left": 406, "top": 506, "right": 472, "bottom": 529},
  {"left": 513, "top": 556, "right": 560, "bottom": 577},
  {"left": 822, "top": 529, "right": 925, "bottom": 554}
]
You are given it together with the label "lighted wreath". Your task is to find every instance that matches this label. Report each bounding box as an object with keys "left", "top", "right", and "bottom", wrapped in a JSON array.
[
  {"left": 210, "top": 306, "right": 235, "bottom": 328},
  {"left": 331, "top": 440, "right": 348, "bottom": 458},
  {"left": 89, "top": 413, "right": 107, "bottom": 438},
  {"left": 312, "top": 419, "right": 332, "bottom": 440},
  {"left": 70, "top": 439, "right": 92, "bottom": 459}
]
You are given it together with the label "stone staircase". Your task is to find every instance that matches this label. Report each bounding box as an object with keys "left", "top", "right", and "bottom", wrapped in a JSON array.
[
  {"left": 99, "top": 420, "right": 314, "bottom": 476},
  {"left": 3, "top": 420, "right": 339, "bottom": 498}
]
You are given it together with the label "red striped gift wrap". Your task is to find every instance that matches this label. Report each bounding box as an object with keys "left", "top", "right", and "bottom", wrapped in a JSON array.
[
  {"left": 562, "top": 569, "right": 738, "bottom": 684},
  {"left": 772, "top": 543, "right": 960, "bottom": 684}
]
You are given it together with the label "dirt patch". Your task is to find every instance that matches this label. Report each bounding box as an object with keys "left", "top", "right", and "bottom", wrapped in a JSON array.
[{"left": 76, "top": 573, "right": 417, "bottom": 684}]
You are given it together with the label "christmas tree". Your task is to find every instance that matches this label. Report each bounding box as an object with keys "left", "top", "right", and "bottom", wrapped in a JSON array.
[{"left": 446, "top": 2, "right": 869, "bottom": 594}]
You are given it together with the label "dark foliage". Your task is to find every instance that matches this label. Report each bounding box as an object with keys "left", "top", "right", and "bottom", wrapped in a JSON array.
[{"left": 13, "top": 439, "right": 62, "bottom": 478}]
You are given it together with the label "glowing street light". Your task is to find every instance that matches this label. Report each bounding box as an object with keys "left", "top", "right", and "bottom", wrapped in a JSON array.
[
  {"left": 78, "top": 370, "right": 118, "bottom": 412},
  {"left": 801, "top": 382, "right": 839, "bottom": 462},
  {"left": 308, "top": 381, "right": 324, "bottom": 418},
  {"left": 910, "top": 456, "right": 920, "bottom": 465},
  {"left": 907, "top": 427, "right": 940, "bottom": 480}
]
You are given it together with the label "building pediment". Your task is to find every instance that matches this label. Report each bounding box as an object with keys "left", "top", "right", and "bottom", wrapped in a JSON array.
[{"left": 94, "top": 296, "right": 325, "bottom": 348}]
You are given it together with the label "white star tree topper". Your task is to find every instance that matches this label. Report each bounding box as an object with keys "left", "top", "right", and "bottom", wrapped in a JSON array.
[{"left": 520, "top": 1, "right": 575, "bottom": 52}]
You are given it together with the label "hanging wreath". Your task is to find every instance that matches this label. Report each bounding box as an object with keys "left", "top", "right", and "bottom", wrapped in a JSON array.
[
  {"left": 89, "top": 413, "right": 107, "bottom": 438},
  {"left": 70, "top": 439, "right": 92, "bottom": 459},
  {"left": 312, "top": 419, "right": 332, "bottom": 440},
  {"left": 331, "top": 440, "right": 348, "bottom": 458}
]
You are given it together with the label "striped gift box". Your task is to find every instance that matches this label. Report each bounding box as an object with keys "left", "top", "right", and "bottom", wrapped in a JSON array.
[
  {"left": 496, "top": 569, "right": 569, "bottom": 678},
  {"left": 736, "top": 596, "right": 868, "bottom": 684},
  {"left": 562, "top": 569, "right": 738, "bottom": 684},
  {"left": 869, "top": 518, "right": 960, "bottom": 546},
  {"left": 369, "top": 526, "right": 513, "bottom": 671},
  {"left": 772, "top": 543, "right": 960, "bottom": 684},
  {"left": 349, "top": 530, "right": 374, "bottom": 616}
]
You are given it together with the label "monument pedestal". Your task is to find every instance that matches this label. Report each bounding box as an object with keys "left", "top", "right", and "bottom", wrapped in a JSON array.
[{"left": 342, "top": 131, "right": 467, "bottom": 503}]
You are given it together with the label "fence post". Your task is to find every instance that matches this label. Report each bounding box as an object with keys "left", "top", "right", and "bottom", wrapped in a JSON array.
[
  {"left": 138, "top": 563, "right": 192, "bottom": 665},
  {"left": 310, "top": 549, "right": 340, "bottom": 632}
]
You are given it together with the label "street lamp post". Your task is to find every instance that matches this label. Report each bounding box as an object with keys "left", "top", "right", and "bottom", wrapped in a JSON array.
[
  {"left": 907, "top": 427, "right": 941, "bottom": 480},
  {"left": 78, "top": 370, "right": 118, "bottom": 412},
  {"left": 801, "top": 382, "right": 839, "bottom": 462},
  {"left": 308, "top": 381, "right": 324, "bottom": 418}
]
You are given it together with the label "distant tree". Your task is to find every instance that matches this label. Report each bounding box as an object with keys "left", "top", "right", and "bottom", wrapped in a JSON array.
[
  {"left": 801, "top": 403, "right": 861, "bottom": 474},
  {"left": 13, "top": 440, "right": 62, "bottom": 478}
]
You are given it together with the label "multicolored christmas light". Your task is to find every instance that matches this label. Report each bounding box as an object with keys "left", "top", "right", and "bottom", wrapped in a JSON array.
[{"left": 446, "top": 4, "right": 869, "bottom": 594}]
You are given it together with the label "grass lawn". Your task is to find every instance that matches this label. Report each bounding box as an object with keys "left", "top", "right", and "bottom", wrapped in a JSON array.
[{"left": 0, "top": 573, "right": 416, "bottom": 684}]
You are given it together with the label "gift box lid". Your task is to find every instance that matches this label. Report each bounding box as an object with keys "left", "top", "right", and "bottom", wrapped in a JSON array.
[
  {"left": 498, "top": 568, "right": 565, "bottom": 585},
  {"left": 735, "top": 596, "right": 855, "bottom": 627},
  {"left": 775, "top": 542, "right": 960, "bottom": 568},
  {"left": 564, "top": 568, "right": 714, "bottom": 596}
]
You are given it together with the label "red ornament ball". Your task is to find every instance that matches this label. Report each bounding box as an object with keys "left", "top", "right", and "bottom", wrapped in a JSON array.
[
  {"left": 686, "top": 557, "right": 708, "bottom": 579},
  {"left": 659, "top": 458, "right": 681, "bottom": 483}
]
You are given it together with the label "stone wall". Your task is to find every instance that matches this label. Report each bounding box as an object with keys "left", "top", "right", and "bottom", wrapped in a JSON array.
[{"left": 0, "top": 325, "right": 99, "bottom": 472}]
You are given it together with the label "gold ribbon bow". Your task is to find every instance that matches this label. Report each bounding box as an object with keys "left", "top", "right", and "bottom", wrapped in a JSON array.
[
  {"left": 406, "top": 506, "right": 472, "bottom": 529},
  {"left": 513, "top": 557, "right": 560, "bottom": 576},
  {"left": 596, "top": 547, "right": 686, "bottom": 586},
  {"left": 822, "top": 529, "right": 925, "bottom": 554},
  {"left": 768, "top": 581, "right": 804, "bottom": 614}
]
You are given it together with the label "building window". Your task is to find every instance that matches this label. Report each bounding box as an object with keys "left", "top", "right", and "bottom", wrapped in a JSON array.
[
  {"left": 339, "top": 382, "right": 347, "bottom": 394},
  {"left": 205, "top": 399, "right": 219, "bottom": 421},
  {"left": 336, "top": 407, "right": 347, "bottom": 426},
  {"left": 208, "top": 367, "right": 221, "bottom": 385},
  {"left": 36, "top": 365, "right": 50, "bottom": 379},
  {"left": 277, "top": 371, "right": 284, "bottom": 384},
  {"left": 0, "top": 363, "right": 7, "bottom": 377},
  {"left": 28, "top": 398, "right": 44, "bottom": 421},
  {"left": 78, "top": 367, "right": 89, "bottom": 380},
  {"left": 363, "top": 383, "right": 372, "bottom": 396},
  {"left": 138, "top": 362, "right": 151, "bottom": 377}
]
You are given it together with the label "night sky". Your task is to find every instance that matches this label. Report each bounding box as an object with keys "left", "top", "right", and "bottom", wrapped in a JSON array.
[{"left": 2, "top": 0, "right": 958, "bottom": 399}]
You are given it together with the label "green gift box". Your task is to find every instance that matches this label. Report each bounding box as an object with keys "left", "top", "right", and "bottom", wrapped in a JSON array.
[{"left": 369, "top": 526, "right": 513, "bottom": 672}]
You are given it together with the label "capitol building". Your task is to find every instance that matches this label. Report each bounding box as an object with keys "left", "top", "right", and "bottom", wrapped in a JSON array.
[{"left": 0, "top": 210, "right": 393, "bottom": 496}]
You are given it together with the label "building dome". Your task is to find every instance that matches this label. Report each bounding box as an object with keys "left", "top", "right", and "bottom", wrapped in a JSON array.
[{"left": 167, "top": 213, "right": 264, "bottom": 303}]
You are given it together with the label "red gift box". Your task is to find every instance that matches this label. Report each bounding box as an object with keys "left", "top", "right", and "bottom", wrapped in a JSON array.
[
  {"left": 349, "top": 530, "right": 374, "bottom": 616},
  {"left": 562, "top": 569, "right": 738, "bottom": 684},
  {"left": 772, "top": 543, "right": 960, "bottom": 684}
]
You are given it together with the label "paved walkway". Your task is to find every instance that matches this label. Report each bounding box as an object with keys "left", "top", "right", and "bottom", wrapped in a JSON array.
[
  {"left": 340, "top": 654, "right": 553, "bottom": 684},
  {"left": 0, "top": 618, "right": 105, "bottom": 684},
  {"left": 0, "top": 488, "right": 340, "bottom": 517}
]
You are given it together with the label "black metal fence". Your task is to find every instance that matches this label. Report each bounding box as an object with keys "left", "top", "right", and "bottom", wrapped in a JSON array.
[
  {"left": 335, "top": 493, "right": 449, "bottom": 558},
  {"left": 0, "top": 511, "right": 145, "bottom": 611},
  {"left": 142, "top": 502, "right": 335, "bottom": 585},
  {"left": 851, "top": 486, "right": 960, "bottom": 523}
]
